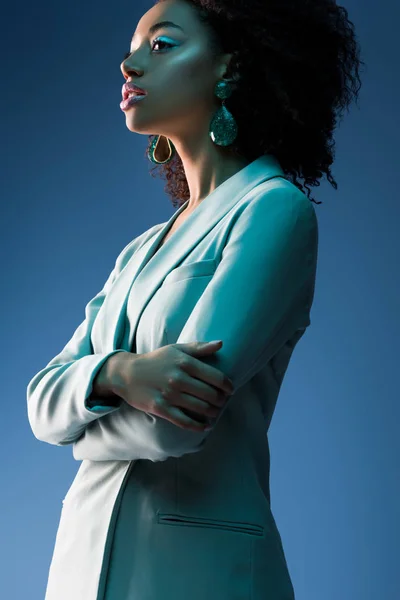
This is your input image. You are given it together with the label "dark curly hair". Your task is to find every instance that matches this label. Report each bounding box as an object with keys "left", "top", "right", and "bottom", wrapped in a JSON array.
[{"left": 145, "top": 0, "right": 365, "bottom": 207}]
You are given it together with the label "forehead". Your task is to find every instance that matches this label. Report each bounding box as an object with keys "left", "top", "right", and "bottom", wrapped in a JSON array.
[{"left": 133, "top": 0, "right": 198, "bottom": 37}]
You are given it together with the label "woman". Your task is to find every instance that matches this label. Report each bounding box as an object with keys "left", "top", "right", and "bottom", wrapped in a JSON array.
[{"left": 27, "top": 0, "right": 364, "bottom": 598}]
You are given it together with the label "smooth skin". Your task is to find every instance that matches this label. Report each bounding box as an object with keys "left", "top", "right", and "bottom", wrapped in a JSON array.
[{"left": 120, "top": 0, "right": 250, "bottom": 212}]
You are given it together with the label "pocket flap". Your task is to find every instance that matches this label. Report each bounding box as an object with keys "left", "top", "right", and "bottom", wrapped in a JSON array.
[{"left": 163, "top": 258, "right": 217, "bottom": 285}]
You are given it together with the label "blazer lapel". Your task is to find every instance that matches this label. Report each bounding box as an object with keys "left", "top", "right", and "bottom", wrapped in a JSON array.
[{"left": 95, "top": 154, "right": 284, "bottom": 353}]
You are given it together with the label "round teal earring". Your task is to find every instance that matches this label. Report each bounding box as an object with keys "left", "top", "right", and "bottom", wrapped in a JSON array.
[{"left": 147, "top": 79, "right": 238, "bottom": 164}]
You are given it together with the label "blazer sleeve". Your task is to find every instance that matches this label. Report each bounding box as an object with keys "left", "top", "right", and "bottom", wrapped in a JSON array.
[
  {"left": 72, "top": 184, "right": 318, "bottom": 462},
  {"left": 26, "top": 228, "right": 160, "bottom": 447}
]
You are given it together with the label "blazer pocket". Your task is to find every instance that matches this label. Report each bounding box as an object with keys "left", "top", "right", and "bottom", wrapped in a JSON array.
[
  {"left": 163, "top": 258, "right": 218, "bottom": 285},
  {"left": 157, "top": 512, "right": 265, "bottom": 537}
]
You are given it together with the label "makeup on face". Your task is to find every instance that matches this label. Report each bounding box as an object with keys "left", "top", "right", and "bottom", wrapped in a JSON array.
[
  {"left": 120, "top": 94, "right": 147, "bottom": 111},
  {"left": 120, "top": 24, "right": 184, "bottom": 111}
]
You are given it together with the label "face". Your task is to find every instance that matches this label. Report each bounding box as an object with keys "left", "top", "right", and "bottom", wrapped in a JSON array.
[{"left": 120, "top": 0, "right": 231, "bottom": 140}]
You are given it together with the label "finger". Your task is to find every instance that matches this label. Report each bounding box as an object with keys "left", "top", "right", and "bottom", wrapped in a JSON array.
[
  {"left": 178, "top": 374, "right": 227, "bottom": 410},
  {"left": 174, "top": 385, "right": 222, "bottom": 417},
  {"left": 183, "top": 360, "right": 234, "bottom": 395},
  {"left": 168, "top": 406, "right": 211, "bottom": 432}
]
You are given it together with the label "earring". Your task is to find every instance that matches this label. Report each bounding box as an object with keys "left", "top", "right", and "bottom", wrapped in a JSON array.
[
  {"left": 147, "top": 79, "right": 238, "bottom": 164},
  {"left": 147, "top": 134, "right": 176, "bottom": 165},
  {"left": 209, "top": 80, "right": 238, "bottom": 147}
]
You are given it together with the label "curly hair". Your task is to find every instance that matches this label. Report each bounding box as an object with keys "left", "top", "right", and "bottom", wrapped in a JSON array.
[{"left": 145, "top": 0, "right": 365, "bottom": 207}]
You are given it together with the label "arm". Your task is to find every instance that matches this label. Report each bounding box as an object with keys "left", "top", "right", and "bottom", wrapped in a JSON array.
[
  {"left": 72, "top": 184, "right": 318, "bottom": 462},
  {"left": 26, "top": 263, "right": 129, "bottom": 446},
  {"left": 26, "top": 227, "right": 161, "bottom": 447},
  {"left": 84, "top": 352, "right": 128, "bottom": 411}
]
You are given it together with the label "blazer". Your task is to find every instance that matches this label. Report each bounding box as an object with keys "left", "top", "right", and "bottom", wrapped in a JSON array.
[{"left": 27, "top": 154, "right": 318, "bottom": 600}]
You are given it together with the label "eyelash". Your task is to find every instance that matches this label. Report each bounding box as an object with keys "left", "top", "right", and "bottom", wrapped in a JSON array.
[{"left": 123, "top": 38, "right": 174, "bottom": 61}]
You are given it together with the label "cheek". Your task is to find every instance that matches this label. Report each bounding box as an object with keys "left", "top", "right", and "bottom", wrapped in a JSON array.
[{"left": 159, "top": 47, "right": 212, "bottom": 97}]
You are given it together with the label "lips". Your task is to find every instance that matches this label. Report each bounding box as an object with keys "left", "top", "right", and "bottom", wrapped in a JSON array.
[{"left": 122, "top": 83, "right": 147, "bottom": 100}]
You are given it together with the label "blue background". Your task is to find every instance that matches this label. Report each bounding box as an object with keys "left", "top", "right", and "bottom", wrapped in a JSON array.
[{"left": 1, "top": 1, "right": 399, "bottom": 598}]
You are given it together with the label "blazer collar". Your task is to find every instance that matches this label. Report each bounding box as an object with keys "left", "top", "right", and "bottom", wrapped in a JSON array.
[{"left": 93, "top": 153, "right": 285, "bottom": 352}]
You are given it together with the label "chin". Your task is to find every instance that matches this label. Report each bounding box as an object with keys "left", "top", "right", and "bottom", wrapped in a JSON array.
[{"left": 123, "top": 118, "right": 155, "bottom": 136}]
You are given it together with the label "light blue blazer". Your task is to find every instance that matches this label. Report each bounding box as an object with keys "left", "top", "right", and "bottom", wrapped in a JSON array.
[{"left": 27, "top": 154, "right": 318, "bottom": 600}]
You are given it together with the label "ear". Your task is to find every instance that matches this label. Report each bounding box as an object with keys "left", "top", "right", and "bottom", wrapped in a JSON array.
[{"left": 220, "top": 51, "right": 242, "bottom": 88}]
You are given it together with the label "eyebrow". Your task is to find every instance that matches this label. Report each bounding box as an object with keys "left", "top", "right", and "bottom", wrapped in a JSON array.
[{"left": 131, "top": 20, "right": 184, "bottom": 41}]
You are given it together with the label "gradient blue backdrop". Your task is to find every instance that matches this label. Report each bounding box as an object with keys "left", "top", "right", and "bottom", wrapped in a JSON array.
[{"left": 2, "top": 1, "right": 399, "bottom": 598}]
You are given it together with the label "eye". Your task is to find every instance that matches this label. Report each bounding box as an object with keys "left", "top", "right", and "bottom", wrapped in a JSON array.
[
  {"left": 151, "top": 38, "right": 174, "bottom": 52},
  {"left": 122, "top": 38, "right": 174, "bottom": 61}
]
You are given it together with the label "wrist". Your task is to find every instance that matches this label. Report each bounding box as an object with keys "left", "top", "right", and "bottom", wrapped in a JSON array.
[
  {"left": 90, "top": 352, "right": 125, "bottom": 399},
  {"left": 106, "top": 351, "right": 139, "bottom": 398}
]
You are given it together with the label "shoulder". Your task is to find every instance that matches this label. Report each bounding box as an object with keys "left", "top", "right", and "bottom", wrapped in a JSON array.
[
  {"left": 254, "top": 177, "right": 316, "bottom": 216},
  {"left": 235, "top": 177, "right": 318, "bottom": 240}
]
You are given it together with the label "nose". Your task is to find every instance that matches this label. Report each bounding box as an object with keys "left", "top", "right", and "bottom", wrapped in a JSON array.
[{"left": 121, "top": 55, "right": 143, "bottom": 80}]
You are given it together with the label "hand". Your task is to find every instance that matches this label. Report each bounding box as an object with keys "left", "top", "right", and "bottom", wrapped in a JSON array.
[{"left": 113, "top": 341, "right": 235, "bottom": 431}]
